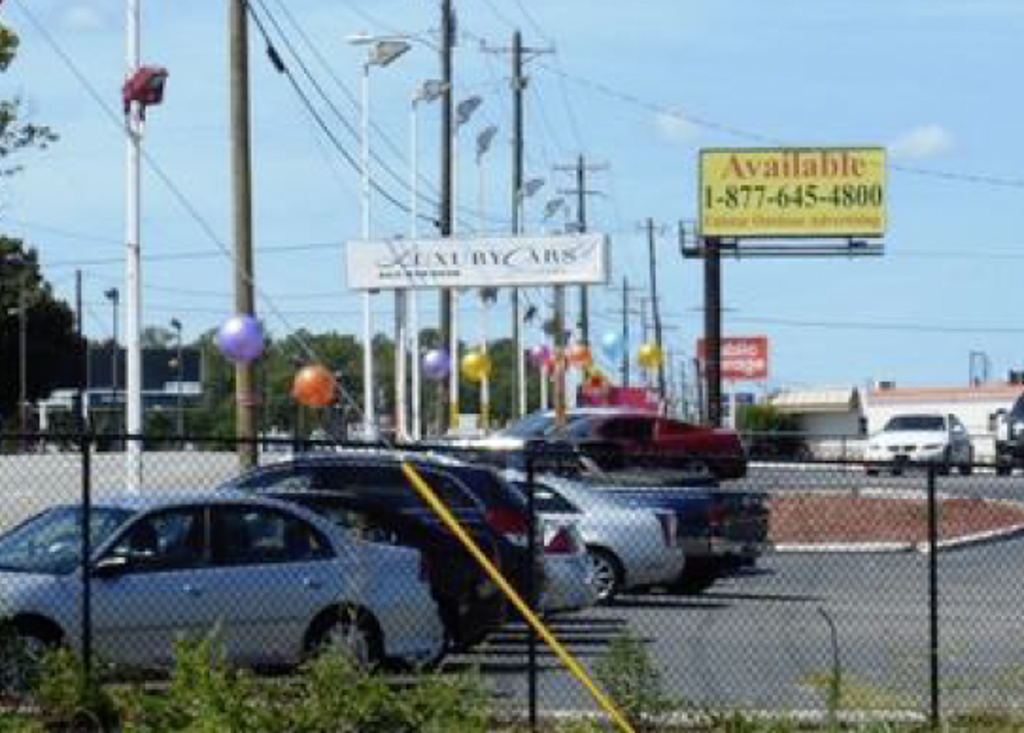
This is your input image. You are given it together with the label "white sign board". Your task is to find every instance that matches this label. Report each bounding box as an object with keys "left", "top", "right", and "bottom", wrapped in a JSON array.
[{"left": 345, "top": 234, "right": 610, "bottom": 290}]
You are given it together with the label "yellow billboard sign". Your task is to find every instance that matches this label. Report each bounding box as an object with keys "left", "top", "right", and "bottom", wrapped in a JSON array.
[{"left": 699, "top": 147, "right": 886, "bottom": 239}]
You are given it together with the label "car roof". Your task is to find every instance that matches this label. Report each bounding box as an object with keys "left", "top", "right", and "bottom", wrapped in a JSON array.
[{"left": 252, "top": 446, "right": 485, "bottom": 471}]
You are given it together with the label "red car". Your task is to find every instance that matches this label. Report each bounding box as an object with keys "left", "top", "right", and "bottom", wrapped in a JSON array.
[{"left": 496, "top": 408, "right": 748, "bottom": 481}]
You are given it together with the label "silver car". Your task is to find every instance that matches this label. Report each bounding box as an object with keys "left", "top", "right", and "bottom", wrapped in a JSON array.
[
  {"left": 0, "top": 491, "right": 446, "bottom": 675},
  {"left": 539, "top": 518, "right": 596, "bottom": 614},
  {"left": 506, "top": 473, "right": 686, "bottom": 602}
]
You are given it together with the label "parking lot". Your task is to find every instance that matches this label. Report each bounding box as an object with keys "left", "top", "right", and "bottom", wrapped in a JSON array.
[{"left": 3, "top": 447, "right": 1024, "bottom": 718}]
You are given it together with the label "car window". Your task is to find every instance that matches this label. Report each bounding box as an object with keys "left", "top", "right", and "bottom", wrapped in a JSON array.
[
  {"left": 510, "top": 481, "right": 580, "bottom": 514},
  {"left": 0, "top": 506, "right": 133, "bottom": 575},
  {"left": 884, "top": 415, "right": 945, "bottom": 432},
  {"left": 499, "top": 413, "right": 556, "bottom": 438},
  {"left": 235, "top": 466, "right": 316, "bottom": 492},
  {"left": 211, "top": 506, "right": 333, "bottom": 566},
  {"left": 284, "top": 496, "right": 403, "bottom": 545},
  {"left": 600, "top": 417, "right": 655, "bottom": 441},
  {"left": 106, "top": 507, "right": 206, "bottom": 572}
]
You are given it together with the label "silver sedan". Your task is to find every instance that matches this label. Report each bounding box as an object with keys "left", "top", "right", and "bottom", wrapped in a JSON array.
[
  {"left": 0, "top": 490, "right": 446, "bottom": 677},
  {"left": 506, "top": 473, "right": 686, "bottom": 602}
]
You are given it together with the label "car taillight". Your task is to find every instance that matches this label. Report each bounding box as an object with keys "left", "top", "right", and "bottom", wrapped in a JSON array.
[
  {"left": 655, "top": 512, "right": 679, "bottom": 548},
  {"left": 485, "top": 507, "right": 529, "bottom": 546},
  {"left": 545, "top": 527, "right": 577, "bottom": 555}
]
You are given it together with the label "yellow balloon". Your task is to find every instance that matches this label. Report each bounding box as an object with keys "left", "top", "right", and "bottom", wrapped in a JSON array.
[
  {"left": 638, "top": 342, "right": 662, "bottom": 369},
  {"left": 461, "top": 351, "right": 491, "bottom": 382}
]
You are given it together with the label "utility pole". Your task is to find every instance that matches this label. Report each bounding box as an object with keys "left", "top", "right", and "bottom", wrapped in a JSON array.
[
  {"left": 438, "top": 0, "right": 454, "bottom": 433},
  {"left": 622, "top": 277, "right": 629, "bottom": 387},
  {"left": 646, "top": 218, "right": 667, "bottom": 401},
  {"left": 230, "top": 0, "right": 257, "bottom": 467},
  {"left": 556, "top": 156, "right": 606, "bottom": 345},
  {"left": 511, "top": 30, "right": 524, "bottom": 419}
]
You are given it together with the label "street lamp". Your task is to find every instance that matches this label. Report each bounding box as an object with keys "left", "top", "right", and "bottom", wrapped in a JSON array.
[
  {"left": 104, "top": 288, "right": 120, "bottom": 431},
  {"left": 449, "top": 94, "right": 483, "bottom": 432},
  {"left": 349, "top": 34, "right": 411, "bottom": 440},
  {"left": 122, "top": 5, "right": 169, "bottom": 490},
  {"left": 408, "top": 79, "right": 446, "bottom": 441},
  {"left": 475, "top": 124, "right": 498, "bottom": 432},
  {"left": 170, "top": 318, "right": 184, "bottom": 444},
  {"left": 514, "top": 177, "right": 545, "bottom": 416}
]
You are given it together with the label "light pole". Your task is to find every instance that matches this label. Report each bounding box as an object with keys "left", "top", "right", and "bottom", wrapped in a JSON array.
[
  {"left": 122, "top": 3, "right": 168, "bottom": 489},
  {"left": 449, "top": 95, "right": 482, "bottom": 433},
  {"left": 516, "top": 176, "right": 545, "bottom": 416},
  {"left": 104, "top": 288, "right": 120, "bottom": 432},
  {"left": 409, "top": 79, "right": 446, "bottom": 440},
  {"left": 475, "top": 124, "right": 498, "bottom": 431},
  {"left": 543, "top": 197, "right": 567, "bottom": 416},
  {"left": 170, "top": 318, "right": 184, "bottom": 444},
  {"left": 350, "top": 36, "right": 410, "bottom": 440}
]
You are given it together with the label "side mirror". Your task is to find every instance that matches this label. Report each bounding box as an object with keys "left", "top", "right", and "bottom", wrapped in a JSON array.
[{"left": 92, "top": 555, "right": 129, "bottom": 579}]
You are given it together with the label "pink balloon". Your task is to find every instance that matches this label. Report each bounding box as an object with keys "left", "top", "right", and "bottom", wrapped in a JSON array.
[
  {"left": 216, "top": 315, "right": 264, "bottom": 364},
  {"left": 530, "top": 344, "right": 552, "bottom": 367}
]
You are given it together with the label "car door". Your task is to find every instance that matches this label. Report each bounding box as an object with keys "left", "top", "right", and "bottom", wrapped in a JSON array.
[
  {"left": 91, "top": 506, "right": 210, "bottom": 668},
  {"left": 201, "top": 503, "right": 337, "bottom": 665}
]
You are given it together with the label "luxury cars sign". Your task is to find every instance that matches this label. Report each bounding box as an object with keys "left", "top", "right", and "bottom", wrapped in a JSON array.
[
  {"left": 699, "top": 147, "right": 886, "bottom": 239},
  {"left": 346, "top": 233, "right": 610, "bottom": 290}
]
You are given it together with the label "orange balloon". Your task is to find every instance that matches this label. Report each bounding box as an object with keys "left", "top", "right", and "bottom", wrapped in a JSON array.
[
  {"left": 567, "top": 343, "right": 592, "bottom": 368},
  {"left": 292, "top": 364, "right": 337, "bottom": 407}
]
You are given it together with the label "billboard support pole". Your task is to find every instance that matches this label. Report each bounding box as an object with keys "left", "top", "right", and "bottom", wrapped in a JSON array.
[{"left": 703, "top": 237, "right": 722, "bottom": 427}]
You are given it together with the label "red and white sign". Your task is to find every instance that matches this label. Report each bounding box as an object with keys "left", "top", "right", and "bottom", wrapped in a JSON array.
[{"left": 697, "top": 336, "right": 769, "bottom": 381}]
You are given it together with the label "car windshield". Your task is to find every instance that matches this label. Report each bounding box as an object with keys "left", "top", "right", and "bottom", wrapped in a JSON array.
[
  {"left": 0, "top": 506, "right": 135, "bottom": 575},
  {"left": 500, "top": 413, "right": 557, "bottom": 438},
  {"left": 884, "top": 415, "right": 946, "bottom": 432}
]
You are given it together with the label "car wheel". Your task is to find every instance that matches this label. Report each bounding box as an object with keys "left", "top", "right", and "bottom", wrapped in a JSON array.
[
  {"left": 306, "top": 607, "right": 381, "bottom": 669},
  {"left": 0, "top": 622, "right": 60, "bottom": 696},
  {"left": 586, "top": 548, "right": 623, "bottom": 603},
  {"left": 865, "top": 466, "right": 879, "bottom": 476},
  {"left": 959, "top": 450, "right": 974, "bottom": 476},
  {"left": 997, "top": 464, "right": 1013, "bottom": 477}
]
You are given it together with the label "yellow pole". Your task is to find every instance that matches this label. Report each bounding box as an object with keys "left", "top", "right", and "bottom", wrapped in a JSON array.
[{"left": 401, "top": 462, "right": 635, "bottom": 733}]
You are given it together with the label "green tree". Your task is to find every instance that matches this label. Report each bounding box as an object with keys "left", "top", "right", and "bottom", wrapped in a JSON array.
[
  {"left": 0, "top": 24, "right": 57, "bottom": 186},
  {"left": 0, "top": 241, "right": 81, "bottom": 428}
]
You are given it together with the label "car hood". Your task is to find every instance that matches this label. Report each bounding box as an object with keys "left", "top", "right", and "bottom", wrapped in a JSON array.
[{"left": 871, "top": 431, "right": 949, "bottom": 447}]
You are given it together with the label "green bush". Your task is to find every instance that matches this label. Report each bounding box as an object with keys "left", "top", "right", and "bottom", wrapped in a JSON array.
[{"left": 592, "top": 631, "right": 675, "bottom": 731}]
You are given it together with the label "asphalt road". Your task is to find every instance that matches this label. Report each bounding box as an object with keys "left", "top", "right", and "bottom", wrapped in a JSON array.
[{"left": 450, "top": 534, "right": 1024, "bottom": 717}]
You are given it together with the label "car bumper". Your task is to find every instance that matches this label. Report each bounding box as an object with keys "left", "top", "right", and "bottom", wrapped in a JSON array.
[{"left": 541, "top": 554, "right": 597, "bottom": 614}]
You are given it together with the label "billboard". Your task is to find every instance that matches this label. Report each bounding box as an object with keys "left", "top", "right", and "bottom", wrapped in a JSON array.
[
  {"left": 346, "top": 233, "right": 610, "bottom": 290},
  {"left": 697, "top": 336, "right": 769, "bottom": 381},
  {"left": 699, "top": 147, "right": 886, "bottom": 239}
]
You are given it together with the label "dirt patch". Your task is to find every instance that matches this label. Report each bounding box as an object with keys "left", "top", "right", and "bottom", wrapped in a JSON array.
[{"left": 769, "top": 494, "right": 1024, "bottom": 545}]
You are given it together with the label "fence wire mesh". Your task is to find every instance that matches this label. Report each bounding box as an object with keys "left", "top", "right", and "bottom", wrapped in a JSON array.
[{"left": 1, "top": 433, "right": 1023, "bottom": 726}]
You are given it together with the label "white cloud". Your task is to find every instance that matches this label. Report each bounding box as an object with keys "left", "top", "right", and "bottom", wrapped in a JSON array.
[
  {"left": 655, "top": 112, "right": 700, "bottom": 145},
  {"left": 60, "top": 6, "right": 106, "bottom": 32},
  {"left": 888, "top": 124, "right": 955, "bottom": 160}
]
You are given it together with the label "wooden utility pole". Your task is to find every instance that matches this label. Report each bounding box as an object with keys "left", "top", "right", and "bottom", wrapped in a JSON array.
[
  {"left": 229, "top": 0, "right": 256, "bottom": 467},
  {"left": 511, "top": 30, "right": 524, "bottom": 419},
  {"left": 438, "top": 0, "right": 454, "bottom": 433},
  {"left": 646, "top": 218, "right": 667, "bottom": 401},
  {"left": 555, "top": 156, "right": 606, "bottom": 345}
]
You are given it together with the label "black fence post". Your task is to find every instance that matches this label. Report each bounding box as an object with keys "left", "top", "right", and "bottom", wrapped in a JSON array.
[
  {"left": 525, "top": 442, "right": 538, "bottom": 732},
  {"left": 79, "top": 428, "right": 93, "bottom": 684},
  {"left": 927, "top": 463, "right": 940, "bottom": 729}
]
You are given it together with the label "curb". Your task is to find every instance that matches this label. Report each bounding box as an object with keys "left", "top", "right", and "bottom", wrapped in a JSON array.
[{"left": 775, "top": 523, "right": 1024, "bottom": 555}]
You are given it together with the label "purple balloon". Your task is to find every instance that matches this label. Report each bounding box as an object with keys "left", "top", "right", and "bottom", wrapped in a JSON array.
[
  {"left": 529, "top": 344, "right": 552, "bottom": 367},
  {"left": 216, "top": 314, "right": 264, "bottom": 364},
  {"left": 421, "top": 349, "right": 451, "bottom": 381}
]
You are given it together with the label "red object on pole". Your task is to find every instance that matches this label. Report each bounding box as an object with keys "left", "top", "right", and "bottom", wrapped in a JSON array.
[{"left": 122, "top": 66, "right": 169, "bottom": 116}]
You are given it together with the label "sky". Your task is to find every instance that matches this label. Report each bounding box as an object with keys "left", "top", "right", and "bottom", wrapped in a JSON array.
[{"left": 3, "top": 0, "right": 1024, "bottom": 395}]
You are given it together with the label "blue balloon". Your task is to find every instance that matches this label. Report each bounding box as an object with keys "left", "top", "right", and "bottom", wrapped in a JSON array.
[{"left": 600, "top": 331, "right": 625, "bottom": 362}]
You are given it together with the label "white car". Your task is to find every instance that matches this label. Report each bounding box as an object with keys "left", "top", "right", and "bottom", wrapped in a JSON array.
[
  {"left": 0, "top": 491, "right": 446, "bottom": 678},
  {"left": 864, "top": 413, "right": 974, "bottom": 475}
]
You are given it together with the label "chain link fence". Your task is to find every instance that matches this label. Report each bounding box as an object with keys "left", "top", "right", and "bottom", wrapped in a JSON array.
[{"left": 2, "top": 432, "right": 1023, "bottom": 726}]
